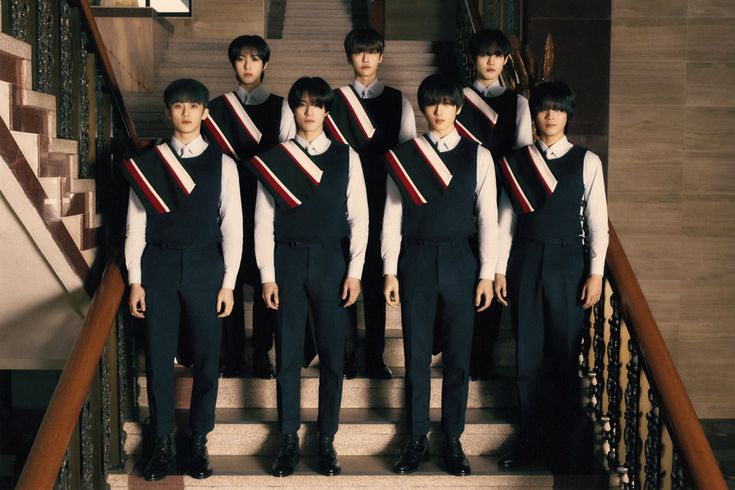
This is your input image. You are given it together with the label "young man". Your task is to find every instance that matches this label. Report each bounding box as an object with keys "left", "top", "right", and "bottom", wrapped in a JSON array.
[
  {"left": 123, "top": 79, "right": 242, "bottom": 481},
  {"left": 202, "top": 34, "right": 296, "bottom": 379},
  {"left": 248, "top": 77, "right": 368, "bottom": 477},
  {"left": 493, "top": 82, "right": 608, "bottom": 469},
  {"left": 455, "top": 28, "right": 534, "bottom": 381},
  {"left": 325, "top": 27, "right": 416, "bottom": 379},
  {"left": 382, "top": 74, "right": 497, "bottom": 476}
]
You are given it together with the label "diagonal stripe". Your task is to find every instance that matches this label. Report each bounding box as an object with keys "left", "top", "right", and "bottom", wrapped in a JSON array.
[
  {"left": 203, "top": 115, "right": 240, "bottom": 160},
  {"left": 224, "top": 92, "right": 263, "bottom": 144},
  {"left": 413, "top": 137, "right": 453, "bottom": 188},
  {"left": 155, "top": 143, "right": 196, "bottom": 195},
  {"left": 526, "top": 144, "right": 557, "bottom": 196},
  {"left": 325, "top": 114, "right": 349, "bottom": 144},
  {"left": 251, "top": 156, "right": 301, "bottom": 208},
  {"left": 124, "top": 158, "right": 170, "bottom": 214},
  {"left": 463, "top": 87, "right": 499, "bottom": 127},
  {"left": 338, "top": 86, "right": 376, "bottom": 140},
  {"left": 499, "top": 156, "right": 533, "bottom": 214},
  {"left": 279, "top": 141, "right": 323, "bottom": 185},
  {"left": 386, "top": 150, "right": 427, "bottom": 205},
  {"left": 455, "top": 120, "right": 482, "bottom": 143}
]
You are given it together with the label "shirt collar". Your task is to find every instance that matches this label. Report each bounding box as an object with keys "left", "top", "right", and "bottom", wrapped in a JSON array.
[
  {"left": 294, "top": 132, "right": 331, "bottom": 155},
  {"left": 536, "top": 136, "right": 573, "bottom": 159},
  {"left": 351, "top": 79, "right": 384, "bottom": 99},
  {"left": 425, "top": 129, "right": 461, "bottom": 152},
  {"left": 236, "top": 84, "right": 269, "bottom": 105},
  {"left": 170, "top": 134, "right": 208, "bottom": 157},
  {"left": 473, "top": 79, "right": 505, "bottom": 97}
]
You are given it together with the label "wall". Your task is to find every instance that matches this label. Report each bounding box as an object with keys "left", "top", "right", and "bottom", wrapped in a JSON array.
[
  {"left": 385, "top": 0, "right": 455, "bottom": 41},
  {"left": 93, "top": 7, "right": 173, "bottom": 92},
  {"left": 165, "top": 0, "right": 265, "bottom": 39},
  {"left": 608, "top": 0, "right": 735, "bottom": 417}
]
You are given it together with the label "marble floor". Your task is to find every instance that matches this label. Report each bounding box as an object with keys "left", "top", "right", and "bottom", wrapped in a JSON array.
[{"left": 702, "top": 419, "right": 735, "bottom": 489}]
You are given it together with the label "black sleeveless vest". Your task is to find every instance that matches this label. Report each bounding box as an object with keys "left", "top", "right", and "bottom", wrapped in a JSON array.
[{"left": 483, "top": 89, "right": 518, "bottom": 161}]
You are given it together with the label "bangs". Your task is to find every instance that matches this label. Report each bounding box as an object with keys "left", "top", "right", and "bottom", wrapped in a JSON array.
[
  {"left": 530, "top": 82, "right": 576, "bottom": 118},
  {"left": 417, "top": 74, "right": 463, "bottom": 111},
  {"left": 344, "top": 28, "right": 385, "bottom": 56},
  {"left": 469, "top": 29, "right": 511, "bottom": 58},
  {"left": 288, "top": 77, "right": 334, "bottom": 112},
  {"left": 163, "top": 78, "right": 209, "bottom": 108},
  {"left": 228, "top": 35, "right": 271, "bottom": 64}
]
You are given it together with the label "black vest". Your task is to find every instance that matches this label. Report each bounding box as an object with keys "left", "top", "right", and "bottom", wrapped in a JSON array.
[
  {"left": 358, "top": 86, "right": 403, "bottom": 157},
  {"left": 274, "top": 142, "right": 351, "bottom": 243},
  {"left": 146, "top": 145, "right": 223, "bottom": 247},
  {"left": 517, "top": 144, "right": 587, "bottom": 242},
  {"left": 483, "top": 89, "right": 518, "bottom": 161},
  {"left": 403, "top": 138, "right": 478, "bottom": 241}
]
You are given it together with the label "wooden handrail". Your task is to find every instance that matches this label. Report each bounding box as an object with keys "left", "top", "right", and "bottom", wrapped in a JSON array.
[
  {"left": 75, "top": 0, "right": 153, "bottom": 152},
  {"left": 16, "top": 260, "right": 125, "bottom": 490},
  {"left": 461, "top": 0, "right": 483, "bottom": 33},
  {"left": 606, "top": 223, "right": 727, "bottom": 489}
]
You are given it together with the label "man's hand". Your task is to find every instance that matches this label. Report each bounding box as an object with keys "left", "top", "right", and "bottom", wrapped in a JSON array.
[
  {"left": 342, "top": 277, "right": 361, "bottom": 308},
  {"left": 580, "top": 274, "right": 603, "bottom": 309},
  {"left": 494, "top": 274, "right": 508, "bottom": 306},
  {"left": 384, "top": 274, "right": 400, "bottom": 308},
  {"left": 216, "top": 288, "right": 235, "bottom": 318},
  {"left": 262, "top": 282, "right": 279, "bottom": 310},
  {"left": 129, "top": 283, "right": 146, "bottom": 318},
  {"left": 475, "top": 278, "right": 494, "bottom": 312}
]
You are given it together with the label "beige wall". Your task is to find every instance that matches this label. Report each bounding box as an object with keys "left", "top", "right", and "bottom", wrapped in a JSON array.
[
  {"left": 608, "top": 0, "right": 735, "bottom": 417},
  {"left": 166, "top": 0, "right": 264, "bottom": 39},
  {"left": 385, "top": 0, "right": 455, "bottom": 40}
]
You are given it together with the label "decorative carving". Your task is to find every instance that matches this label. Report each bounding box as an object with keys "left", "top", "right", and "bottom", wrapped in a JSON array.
[
  {"left": 590, "top": 297, "right": 606, "bottom": 422},
  {"left": 36, "top": 0, "right": 55, "bottom": 93},
  {"left": 605, "top": 293, "right": 622, "bottom": 471},
  {"left": 54, "top": 445, "right": 72, "bottom": 490},
  {"left": 58, "top": 1, "right": 73, "bottom": 140},
  {"left": 644, "top": 388, "right": 662, "bottom": 490},
  {"left": 80, "top": 395, "right": 94, "bottom": 489},
  {"left": 622, "top": 339, "right": 641, "bottom": 490},
  {"left": 117, "top": 311, "right": 130, "bottom": 464},
  {"left": 11, "top": 0, "right": 30, "bottom": 40},
  {"left": 671, "top": 448, "right": 691, "bottom": 490},
  {"left": 100, "top": 341, "right": 113, "bottom": 475},
  {"left": 79, "top": 31, "right": 92, "bottom": 178},
  {"left": 95, "top": 70, "right": 106, "bottom": 167}
]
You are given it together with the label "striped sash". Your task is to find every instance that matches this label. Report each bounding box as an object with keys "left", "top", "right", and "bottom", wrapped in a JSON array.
[
  {"left": 203, "top": 92, "right": 263, "bottom": 160},
  {"left": 325, "top": 85, "right": 376, "bottom": 147},
  {"left": 455, "top": 87, "right": 499, "bottom": 144},
  {"left": 122, "top": 142, "right": 196, "bottom": 214},
  {"left": 498, "top": 143, "right": 558, "bottom": 214},
  {"left": 246, "top": 140, "right": 323, "bottom": 209},
  {"left": 384, "top": 136, "right": 453, "bottom": 206}
]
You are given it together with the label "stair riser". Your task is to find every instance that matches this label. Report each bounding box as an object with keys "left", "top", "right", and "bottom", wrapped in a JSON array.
[{"left": 162, "top": 53, "right": 437, "bottom": 65}]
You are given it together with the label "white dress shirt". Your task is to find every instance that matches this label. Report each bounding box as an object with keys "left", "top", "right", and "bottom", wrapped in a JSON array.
[
  {"left": 472, "top": 79, "right": 533, "bottom": 149},
  {"left": 496, "top": 136, "right": 609, "bottom": 276},
  {"left": 351, "top": 79, "right": 417, "bottom": 144},
  {"left": 254, "top": 132, "right": 369, "bottom": 284},
  {"left": 125, "top": 135, "right": 244, "bottom": 289},
  {"left": 381, "top": 129, "right": 498, "bottom": 280},
  {"left": 236, "top": 84, "right": 296, "bottom": 143}
]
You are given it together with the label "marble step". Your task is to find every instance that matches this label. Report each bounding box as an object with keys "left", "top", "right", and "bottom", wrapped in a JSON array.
[
  {"left": 108, "top": 454, "right": 610, "bottom": 489},
  {"left": 165, "top": 39, "right": 439, "bottom": 53},
  {"left": 136, "top": 366, "right": 517, "bottom": 410},
  {"left": 161, "top": 51, "right": 437, "bottom": 66},
  {"left": 124, "top": 407, "right": 516, "bottom": 458}
]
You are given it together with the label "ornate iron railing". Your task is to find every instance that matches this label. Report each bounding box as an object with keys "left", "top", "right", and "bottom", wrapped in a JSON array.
[{"left": 2, "top": 0, "right": 148, "bottom": 488}]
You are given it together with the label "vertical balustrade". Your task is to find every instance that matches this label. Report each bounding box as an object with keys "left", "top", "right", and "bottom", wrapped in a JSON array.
[
  {"left": 604, "top": 294, "right": 622, "bottom": 471},
  {"left": 643, "top": 388, "right": 662, "bottom": 489},
  {"left": 622, "top": 338, "right": 642, "bottom": 489}
]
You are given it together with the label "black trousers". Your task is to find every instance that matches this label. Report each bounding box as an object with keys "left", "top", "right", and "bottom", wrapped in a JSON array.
[
  {"left": 399, "top": 239, "right": 476, "bottom": 437},
  {"left": 507, "top": 238, "right": 586, "bottom": 443},
  {"left": 274, "top": 240, "right": 348, "bottom": 436},
  {"left": 142, "top": 244, "right": 223, "bottom": 438}
]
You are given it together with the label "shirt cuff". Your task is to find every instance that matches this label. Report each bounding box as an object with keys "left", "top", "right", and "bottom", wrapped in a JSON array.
[
  {"left": 383, "top": 259, "right": 398, "bottom": 277},
  {"left": 590, "top": 257, "right": 605, "bottom": 276},
  {"left": 478, "top": 263, "right": 495, "bottom": 281},
  {"left": 347, "top": 261, "right": 364, "bottom": 281},
  {"left": 128, "top": 268, "right": 142, "bottom": 285},
  {"left": 259, "top": 266, "right": 276, "bottom": 284},
  {"left": 222, "top": 271, "right": 238, "bottom": 290},
  {"left": 495, "top": 258, "right": 509, "bottom": 276}
]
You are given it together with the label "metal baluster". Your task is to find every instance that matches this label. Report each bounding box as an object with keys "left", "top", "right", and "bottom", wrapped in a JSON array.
[
  {"left": 54, "top": 445, "right": 72, "bottom": 490},
  {"left": 80, "top": 395, "right": 94, "bottom": 489},
  {"left": 605, "top": 293, "right": 622, "bottom": 471},
  {"left": 643, "top": 389, "right": 662, "bottom": 490},
  {"left": 671, "top": 447, "right": 692, "bottom": 490},
  {"left": 10, "top": 0, "right": 30, "bottom": 40},
  {"left": 78, "top": 30, "right": 91, "bottom": 178},
  {"left": 117, "top": 311, "right": 131, "bottom": 464},
  {"left": 622, "top": 339, "right": 642, "bottom": 489},
  {"left": 590, "top": 293, "right": 606, "bottom": 422},
  {"left": 58, "top": 0, "right": 73, "bottom": 139},
  {"left": 35, "top": 0, "right": 54, "bottom": 93},
  {"left": 100, "top": 342, "right": 112, "bottom": 475}
]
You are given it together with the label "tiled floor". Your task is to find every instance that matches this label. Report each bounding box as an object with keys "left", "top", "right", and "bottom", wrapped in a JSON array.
[{"left": 701, "top": 419, "right": 735, "bottom": 489}]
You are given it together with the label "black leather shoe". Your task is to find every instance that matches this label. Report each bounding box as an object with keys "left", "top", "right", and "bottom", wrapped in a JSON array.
[
  {"left": 144, "top": 434, "right": 176, "bottom": 481},
  {"left": 343, "top": 351, "right": 357, "bottom": 379},
  {"left": 317, "top": 434, "right": 342, "bottom": 476},
  {"left": 393, "top": 435, "right": 429, "bottom": 474},
  {"left": 272, "top": 433, "right": 300, "bottom": 477},
  {"left": 498, "top": 446, "right": 535, "bottom": 469},
  {"left": 188, "top": 433, "right": 213, "bottom": 479},
  {"left": 253, "top": 350, "right": 275, "bottom": 379},
  {"left": 366, "top": 355, "right": 393, "bottom": 379},
  {"left": 444, "top": 437, "right": 471, "bottom": 476}
]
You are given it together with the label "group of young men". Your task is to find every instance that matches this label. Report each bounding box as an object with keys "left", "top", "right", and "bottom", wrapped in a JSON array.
[{"left": 121, "top": 26, "right": 608, "bottom": 481}]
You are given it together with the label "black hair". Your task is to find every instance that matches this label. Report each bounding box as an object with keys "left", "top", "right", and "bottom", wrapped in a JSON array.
[
  {"left": 530, "top": 81, "right": 576, "bottom": 119},
  {"left": 287, "top": 77, "right": 334, "bottom": 112},
  {"left": 163, "top": 78, "right": 209, "bottom": 108},
  {"left": 228, "top": 35, "right": 270, "bottom": 82},
  {"left": 417, "top": 74, "right": 464, "bottom": 112},
  {"left": 343, "top": 27, "right": 385, "bottom": 60},
  {"left": 468, "top": 29, "right": 511, "bottom": 58}
]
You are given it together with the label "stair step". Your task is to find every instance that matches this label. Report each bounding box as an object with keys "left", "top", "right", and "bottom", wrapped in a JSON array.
[
  {"left": 70, "top": 178, "right": 95, "bottom": 193},
  {"left": 39, "top": 176, "right": 64, "bottom": 215},
  {"left": 108, "top": 454, "right": 607, "bottom": 489},
  {"left": 136, "top": 366, "right": 516, "bottom": 410},
  {"left": 165, "top": 39, "right": 439, "bottom": 53},
  {"left": 61, "top": 214, "right": 83, "bottom": 248},
  {"left": 124, "top": 408, "right": 516, "bottom": 457},
  {"left": 161, "top": 52, "right": 438, "bottom": 66},
  {"left": 10, "top": 130, "right": 40, "bottom": 174}
]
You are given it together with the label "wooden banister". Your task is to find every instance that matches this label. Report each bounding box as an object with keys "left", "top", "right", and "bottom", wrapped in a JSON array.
[
  {"left": 606, "top": 223, "right": 727, "bottom": 490},
  {"left": 15, "top": 260, "right": 125, "bottom": 490}
]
